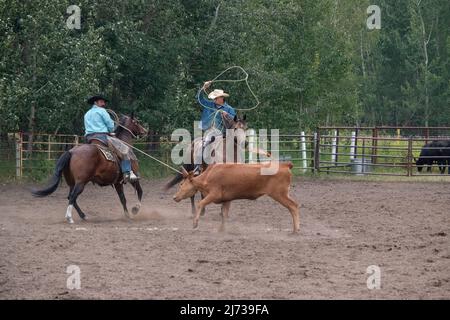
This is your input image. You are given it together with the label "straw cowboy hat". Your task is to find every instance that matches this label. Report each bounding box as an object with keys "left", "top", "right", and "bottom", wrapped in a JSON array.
[
  {"left": 208, "top": 89, "right": 229, "bottom": 100},
  {"left": 87, "top": 94, "right": 109, "bottom": 105}
]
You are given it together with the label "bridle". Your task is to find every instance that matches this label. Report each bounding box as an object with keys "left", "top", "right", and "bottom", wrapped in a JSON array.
[
  {"left": 117, "top": 117, "right": 138, "bottom": 138},
  {"left": 107, "top": 109, "right": 147, "bottom": 138},
  {"left": 119, "top": 116, "right": 148, "bottom": 139}
]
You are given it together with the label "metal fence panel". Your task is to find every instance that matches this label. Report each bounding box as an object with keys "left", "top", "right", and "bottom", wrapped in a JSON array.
[{"left": 3, "top": 129, "right": 450, "bottom": 179}]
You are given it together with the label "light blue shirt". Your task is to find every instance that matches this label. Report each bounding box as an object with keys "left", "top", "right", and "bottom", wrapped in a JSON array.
[
  {"left": 196, "top": 89, "right": 236, "bottom": 132},
  {"left": 84, "top": 105, "right": 115, "bottom": 136}
]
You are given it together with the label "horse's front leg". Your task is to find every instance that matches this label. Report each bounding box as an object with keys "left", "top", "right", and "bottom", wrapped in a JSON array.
[
  {"left": 114, "top": 183, "right": 130, "bottom": 219},
  {"left": 130, "top": 180, "right": 143, "bottom": 215}
]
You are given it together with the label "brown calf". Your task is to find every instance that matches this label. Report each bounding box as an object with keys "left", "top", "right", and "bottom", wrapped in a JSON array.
[{"left": 173, "top": 162, "right": 300, "bottom": 233}]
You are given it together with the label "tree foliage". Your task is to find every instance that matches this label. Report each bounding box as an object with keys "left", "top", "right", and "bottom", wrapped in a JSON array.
[{"left": 0, "top": 0, "right": 448, "bottom": 135}]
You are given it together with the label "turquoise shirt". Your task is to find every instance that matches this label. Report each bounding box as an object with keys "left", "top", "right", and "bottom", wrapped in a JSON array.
[
  {"left": 84, "top": 105, "right": 115, "bottom": 136},
  {"left": 196, "top": 89, "right": 236, "bottom": 133}
]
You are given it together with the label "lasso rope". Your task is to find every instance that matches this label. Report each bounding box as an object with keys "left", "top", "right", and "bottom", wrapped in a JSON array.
[
  {"left": 208, "top": 65, "right": 260, "bottom": 111},
  {"left": 106, "top": 109, "right": 138, "bottom": 139},
  {"left": 106, "top": 109, "right": 120, "bottom": 122},
  {"left": 103, "top": 66, "right": 262, "bottom": 174},
  {"left": 198, "top": 65, "right": 260, "bottom": 131},
  {"left": 106, "top": 109, "right": 181, "bottom": 174},
  {"left": 121, "top": 140, "right": 182, "bottom": 174}
]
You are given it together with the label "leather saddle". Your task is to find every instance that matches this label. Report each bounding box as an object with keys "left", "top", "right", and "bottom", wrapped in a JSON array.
[
  {"left": 86, "top": 135, "right": 117, "bottom": 163},
  {"left": 94, "top": 144, "right": 116, "bottom": 162}
]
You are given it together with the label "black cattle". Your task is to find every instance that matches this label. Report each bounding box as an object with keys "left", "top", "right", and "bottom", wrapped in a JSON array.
[
  {"left": 416, "top": 140, "right": 450, "bottom": 174},
  {"left": 440, "top": 140, "right": 450, "bottom": 174}
]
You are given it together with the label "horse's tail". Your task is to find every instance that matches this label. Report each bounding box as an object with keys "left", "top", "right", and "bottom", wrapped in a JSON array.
[
  {"left": 164, "top": 164, "right": 193, "bottom": 191},
  {"left": 32, "top": 151, "right": 71, "bottom": 197}
]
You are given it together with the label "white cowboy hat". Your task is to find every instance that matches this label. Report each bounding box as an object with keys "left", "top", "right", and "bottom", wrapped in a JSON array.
[{"left": 208, "top": 89, "right": 229, "bottom": 100}]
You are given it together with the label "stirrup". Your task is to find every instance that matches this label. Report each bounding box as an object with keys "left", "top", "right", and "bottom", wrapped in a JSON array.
[
  {"left": 122, "top": 172, "right": 130, "bottom": 184},
  {"left": 129, "top": 171, "right": 139, "bottom": 182}
]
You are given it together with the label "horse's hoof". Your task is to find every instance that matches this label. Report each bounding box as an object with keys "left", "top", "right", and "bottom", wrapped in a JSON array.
[
  {"left": 193, "top": 221, "right": 198, "bottom": 229},
  {"left": 131, "top": 207, "right": 139, "bottom": 215},
  {"left": 81, "top": 216, "right": 88, "bottom": 221},
  {"left": 66, "top": 218, "right": 74, "bottom": 224}
]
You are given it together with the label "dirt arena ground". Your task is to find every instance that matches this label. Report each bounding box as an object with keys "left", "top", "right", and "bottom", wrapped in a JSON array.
[{"left": 0, "top": 177, "right": 449, "bottom": 299}]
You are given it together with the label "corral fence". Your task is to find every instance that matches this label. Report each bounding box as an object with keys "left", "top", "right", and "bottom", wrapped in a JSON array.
[
  {"left": 317, "top": 126, "right": 450, "bottom": 176},
  {"left": 1, "top": 127, "right": 450, "bottom": 179},
  {"left": 0, "top": 132, "right": 172, "bottom": 180}
]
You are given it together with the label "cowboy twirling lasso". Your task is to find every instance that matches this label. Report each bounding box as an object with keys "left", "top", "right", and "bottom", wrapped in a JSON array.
[{"left": 194, "top": 81, "right": 237, "bottom": 175}]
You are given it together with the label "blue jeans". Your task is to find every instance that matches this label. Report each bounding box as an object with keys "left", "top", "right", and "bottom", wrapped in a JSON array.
[
  {"left": 121, "top": 160, "right": 131, "bottom": 173},
  {"left": 85, "top": 133, "right": 108, "bottom": 145}
]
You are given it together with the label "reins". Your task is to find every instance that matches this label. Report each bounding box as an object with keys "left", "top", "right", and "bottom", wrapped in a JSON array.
[{"left": 107, "top": 109, "right": 138, "bottom": 139}]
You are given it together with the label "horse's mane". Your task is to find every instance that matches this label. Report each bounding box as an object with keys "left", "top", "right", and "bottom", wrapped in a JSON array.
[
  {"left": 114, "top": 115, "right": 127, "bottom": 135},
  {"left": 223, "top": 114, "right": 237, "bottom": 130}
]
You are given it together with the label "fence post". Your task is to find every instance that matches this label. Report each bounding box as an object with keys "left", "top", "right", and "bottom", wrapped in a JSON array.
[
  {"left": 372, "top": 127, "right": 378, "bottom": 164},
  {"left": 15, "top": 132, "right": 22, "bottom": 178},
  {"left": 300, "top": 131, "right": 307, "bottom": 173},
  {"left": 335, "top": 129, "right": 340, "bottom": 165},
  {"left": 48, "top": 134, "right": 51, "bottom": 160},
  {"left": 407, "top": 137, "right": 413, "bottom": 176},
  {"left": 314, "top": 131, "right": 320, "bottom": 173},
  {"left": 350, "top": 131, "right": 356, "bottom": 160},
  {"left": 331, "top": 130, "right": 337, "bottom": 166},
  {"left": 362, "top": 138, "right": 366, "bottom": 174},
  {"left": 248, "top": 129, "right": 256, "bottom": 163}
]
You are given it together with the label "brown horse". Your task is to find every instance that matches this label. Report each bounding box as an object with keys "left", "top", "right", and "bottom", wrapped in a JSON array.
[
  {"left": 165, "top": 114, "right": 248, "bottom": 216},
  {"left": 32, "top": 114, "right": 147, "bottom": 223}
]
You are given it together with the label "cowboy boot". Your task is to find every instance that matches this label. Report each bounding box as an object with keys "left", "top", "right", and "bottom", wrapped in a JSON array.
[
  {"left": 121, "top": 159, "right": 132, "bottom": 184},
  {"left": 129, "top": 170, "right": 139, "bottom": 182}
]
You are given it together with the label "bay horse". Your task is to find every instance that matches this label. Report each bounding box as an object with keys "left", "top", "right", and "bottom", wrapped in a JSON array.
[
  {"left": 165, "top": 114, "right": 248, "bottom": 216},
  {"left": 32, "top": 114, "right": 147, "bottom": 223}
]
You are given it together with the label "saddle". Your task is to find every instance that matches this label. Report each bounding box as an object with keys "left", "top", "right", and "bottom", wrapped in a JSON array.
[
  {"left": 93, "top": 143, "right": 117, "bottom": 162},
  {"left": 86, "top": 134, "right": 120, "bottom": 162}
]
